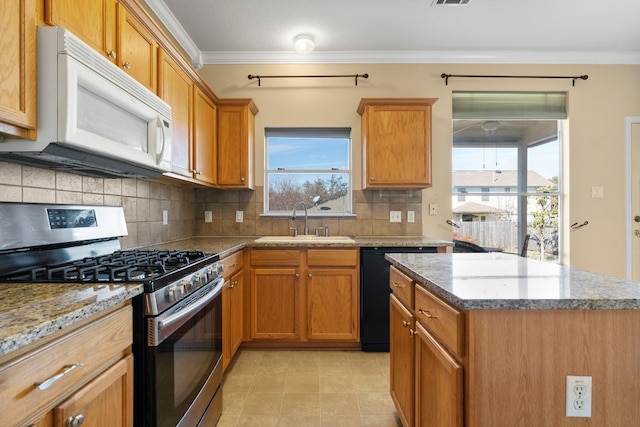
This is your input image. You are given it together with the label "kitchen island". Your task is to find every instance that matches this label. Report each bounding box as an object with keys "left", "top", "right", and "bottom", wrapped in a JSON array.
[{"left": 386, "top": 252, "right": 640, "bottom": 427}]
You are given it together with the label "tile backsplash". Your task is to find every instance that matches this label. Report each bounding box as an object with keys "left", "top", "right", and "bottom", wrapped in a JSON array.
[{"left": 1, "top": 162, "right": 423, "bottom": 247}]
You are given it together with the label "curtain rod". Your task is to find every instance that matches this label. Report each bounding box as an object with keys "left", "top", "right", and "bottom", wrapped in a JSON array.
[
  {"left": 248, "top": 73, "right": 368, "bottom": 87},
  {"left": 441, "top": 73, "right": 588, "bottom": 86}
]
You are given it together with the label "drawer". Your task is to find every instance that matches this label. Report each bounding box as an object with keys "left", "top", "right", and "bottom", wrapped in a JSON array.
[
  {"left": 221, "top": 250, "right": 244, "bottom": 278},
  {"left": 250, "top": 249, "right": 301, "bottom": 266},
  {"left": 414, "top": 285, "right": 464, "bottom": 357},
  {"left": 0, "top": 306, "right": 133, "bottom": 426},
  {"left": 307, "top": 249, "right": 357, "bottom": 267},
  {"left": 389, "top": 266, "right": 413, "bottom": 309}
]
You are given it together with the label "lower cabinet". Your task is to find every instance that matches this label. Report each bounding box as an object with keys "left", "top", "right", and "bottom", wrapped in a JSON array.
[
  {"left": 221, "top": 250, "right": 245, "bottom": 370},
  {"left": 0, "top": 305, "right": 134, "bottom": 427},
  {"left": 389, "top": 266, "right": 463, "bottom": 427},
  {"left": 249, "top": 247, "right": 359, "bottom": 343}
]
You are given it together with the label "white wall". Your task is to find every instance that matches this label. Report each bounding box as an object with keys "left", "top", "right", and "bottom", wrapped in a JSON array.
[{"left": 199, "top": 62, "right": 640, "bottom": 278}]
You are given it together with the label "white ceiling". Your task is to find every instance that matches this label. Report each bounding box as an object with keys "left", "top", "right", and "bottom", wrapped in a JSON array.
[{"left": 143, "top": 0, "right": 640, "bottom": 67}]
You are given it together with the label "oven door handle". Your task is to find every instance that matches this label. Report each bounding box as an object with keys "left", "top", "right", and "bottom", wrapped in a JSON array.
[{"left": 158, "top": 278, "right": 223, "bottom": 332}]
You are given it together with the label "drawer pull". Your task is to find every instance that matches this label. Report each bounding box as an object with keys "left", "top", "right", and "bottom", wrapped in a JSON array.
[
  {"left": 66, "top": 413, "right": 85, "bottom": 427},
  {"left": 418, "top": 308, "right": 437, "bottom": 319},
  {"left": 37, "top": 362, "right": 84, "bottom": 390},
  {"left": 391, "top": 281, "right": 405, "bottom": 288}
]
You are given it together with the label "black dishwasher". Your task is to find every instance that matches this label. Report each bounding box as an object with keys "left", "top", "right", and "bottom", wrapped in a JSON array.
[{"left": 360, "top": 246, "right": 437, "bottom": 351}]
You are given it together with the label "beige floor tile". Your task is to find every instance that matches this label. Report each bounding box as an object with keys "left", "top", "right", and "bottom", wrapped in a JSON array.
[
  {"left": 281, "top": 392, "right": 321, "bottom": 416},
  {"left": 361, "top": 414, "right": 402, "bottom": 427},
  {"left": 223, "top": 374, "right": 254, "bottom": 393},
  {"left": 352, "top": 374, "right": 389, "bottom": 393},
  {"left": 285, "top": 374, "right": 320, "bottom": 392},
  {"left": 357, "top": 392, "right": 397, "bottom": 415},
  {"left": 321, "top": 416, "right": 363, "bottom": 426},
  {"left": 319, "top": 374, "right": 356, "bottom": 393},
  {"left": 222, "top": 391, "right": 247, "bottom": 415},
  {"left": 278, "top": 415, "right": 322, "bottom": 426},
  {"left": 319, "top": 360, "right": 353, "bottom": 376},
  {"left": 216, "top": 413, "right": 238, "bottom": 427},
  {"left": 236, "top": 415, "right": 279, "bottom": 426},
  {"left": 241, "top": 392, "right": 284, "bottom": 416},
  {"left": 250, "top": 374, "right": 287, "bottom": 393},
  {"left": 320, "top": 392, "right": 361, "bottom": 416},
  {"left": 255, "top": 363, "right": 291, "bottom": 376}
]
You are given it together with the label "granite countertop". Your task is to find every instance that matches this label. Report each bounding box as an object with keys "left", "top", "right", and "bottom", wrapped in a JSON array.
[
  {"left": 0, "top": 283, "right": 143, "bottom": 357},
  {"left": 354, "top": 236, "right": 453, "bottom": 248},
  {"left": 386, "top": 252, "right": 640, "bottom": 310}
]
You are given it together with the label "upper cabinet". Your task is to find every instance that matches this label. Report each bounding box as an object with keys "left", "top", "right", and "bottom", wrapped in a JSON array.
[
  {"left": 358, "top": 98, "right": 438, "bottom": 190},
  {"left": 193, "top": 87, "right": 218, "bottom": 186},
  {"left": 158, "top": 49, "right": 193, "bottom": 178},
  {"left": 0, "top": 0, "right": 36, "bottom": 139},
  {"left": 217, "top": 99, "right": 258, "bottom": 189},
  {"left": 46, "top": 0, "right": 157, "bottom": 92}
]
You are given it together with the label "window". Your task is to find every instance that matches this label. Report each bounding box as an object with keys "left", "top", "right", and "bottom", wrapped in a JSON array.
[
  {"left": 451, "top": 91, "right": 564, "bottom": 262},
  {"left": 265, "top": 128, "right": 352, "bottom": 215},
  {"left": 457, "top": 187, "right": 467, "bottom": 201}
]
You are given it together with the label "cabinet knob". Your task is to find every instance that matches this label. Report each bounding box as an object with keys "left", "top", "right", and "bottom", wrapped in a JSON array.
[
  {"left": 66, "top": 414, "right": 85, "bottom": 427},
  {"left": 409, "top": 329, "right": 417, "bottom": 336},
  {"left": 240, "top": 177, "right": 245, "bottom": 182},
  {"left": 402, "top": 320, "right": 409, "bottom": 328},
  {"left": 122, "top": 61, "right": 131, "bottom": 70},
  {"left": 295, "top": 273, "right": 300, "bottom": 278},
  {"left": 308, "top": 273, "right": 313, "bottom": 279},
  {"left": 107, "top": 50, "right": 116, "bottom": 59},
  {"left": 370, "top": 176, "right": 375, "bottom": 181}
]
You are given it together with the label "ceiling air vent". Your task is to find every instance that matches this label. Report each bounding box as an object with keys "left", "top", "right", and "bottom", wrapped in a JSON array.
[{"left": 432, "top": 0, "right": 470, "bottom": 5}]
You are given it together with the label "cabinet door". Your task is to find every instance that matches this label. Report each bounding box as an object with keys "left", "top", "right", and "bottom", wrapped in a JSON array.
[
  {"left": 116, "top": 4, "right": 157, "bottom": 93},
  {"left": 307, "top": 268, "right": 358, "bottom": 340},
  {"left": 415, "top": 322, "right": 463, "bottom": 427},
  {"left": 390, "top": 294, "right": 415, "bottom": 427},
  {"left": 217, "top": 102, "right": 255, "bottom": 189},
  {"left": 223, "top": 269, "right": 244, "bottom": 370},
  {"left": 250, "top": 268, "right": 300, "bottom": 339},
  {"left": 158, "top": 49, "right": 193, "bottom": 177},
  {"left": 362, "top": 104, "right": 432, "bottom": 189},
  {"left": 193, "top": 87, "right": 218, "bottom": 185},
  {"left": 45, "top": 0, "right": 117, "bottom": 61},
  {"left": 0, "top": 0, "right": 36, "bottom": 138},
  {"left": 54, "top": 354, "right": 133, "bottom": 427}
]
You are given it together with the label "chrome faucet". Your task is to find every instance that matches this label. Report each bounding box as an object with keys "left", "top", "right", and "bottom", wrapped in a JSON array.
[{"left": 292, "top": 201, "right": 310, "bottom": 235}]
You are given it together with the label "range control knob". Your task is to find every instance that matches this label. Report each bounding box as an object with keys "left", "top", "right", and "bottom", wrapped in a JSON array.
[
  {"left": 193, "top": 272, "right": 206, "bottom": 287},
  {"left": 166, "top": 283, "right": 186, "bottom": 302}
]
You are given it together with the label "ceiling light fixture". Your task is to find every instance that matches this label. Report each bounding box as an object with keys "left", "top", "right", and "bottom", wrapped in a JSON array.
[{"left": 294, "top": 34, "right": 315, "bottom": 54}]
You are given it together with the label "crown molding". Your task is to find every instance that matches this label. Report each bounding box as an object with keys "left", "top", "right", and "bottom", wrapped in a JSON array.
[
  {"left": 200, "top": 49, "right": 640, "bottom": 65},
  {"left": 142, "top": 0, "right": 203, "bottom": 69}
]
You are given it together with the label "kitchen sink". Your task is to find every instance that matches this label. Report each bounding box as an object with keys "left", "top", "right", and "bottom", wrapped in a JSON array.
[{"left": 253, "top": 235, "right": 355, "bottom": 245}]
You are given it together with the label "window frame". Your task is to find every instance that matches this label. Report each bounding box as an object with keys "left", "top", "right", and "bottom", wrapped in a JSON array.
[{"left": 263, "top": 127, "right": 354, "bottom": 217}]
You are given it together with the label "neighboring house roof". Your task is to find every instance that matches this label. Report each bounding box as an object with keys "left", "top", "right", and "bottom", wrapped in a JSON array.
[
  {"left": 453, "top": 202, "right": 501, "bottom": 214},
  {"left": 453, "top": 170, "right": 553, "bottom": 188}
]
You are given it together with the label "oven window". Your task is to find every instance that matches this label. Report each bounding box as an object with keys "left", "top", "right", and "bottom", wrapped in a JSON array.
[{"left": 152, "top": 293, "right": 222, "bottom": 427}]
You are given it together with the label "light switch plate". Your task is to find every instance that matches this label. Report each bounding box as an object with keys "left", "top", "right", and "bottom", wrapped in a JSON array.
[
  {"left": 591, "top": 186, "right": 604, "bottom": 198},
  {"left": 407, "top": 211, "right": 415, "bottom": 223},
  {"left": 162, "top": 210, "right": 168, "bottom": 225},
  {"left": 235, "top": 211, "right": 244, "bottom": 223},
  {"left": 429, "top": 203, "right": 438, "bottom": 215},
  {"left": 204, "top": 211, "right": 212, "bottom": 223},
  {"left": 390, "top": 211, "right": 402, "bottom": 223}
]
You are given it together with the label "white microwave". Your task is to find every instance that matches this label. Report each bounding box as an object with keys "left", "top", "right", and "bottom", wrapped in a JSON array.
[{"left": 0, "top": 27, "right": 172, "bottom": 178}]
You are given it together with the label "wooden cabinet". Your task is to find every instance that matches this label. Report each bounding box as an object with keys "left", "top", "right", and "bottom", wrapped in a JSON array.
[
  {"left": 45, "top": 0, "right": 117, "bottom": 60},
  {"left": 46, "top": 1, "right": 157, "bottom": 92},
  {"left": 389, "top": 266, "right": 463, "bottom": 427},
  {"left": 0, "top": 305, "right": 133, "bottom": 427},
  {"left": 193, "top": 87, "right": 218, "bottom": 185},
  {"left": 0, "top": 0, "right": 36, "bottom": 139},
  {"left": 116, "top": 3, "right": 157, "bottom": 92},
  {"left": 217, "top": 99, "right": 258, "bottom": 189},
  {"left": 358, "top": 98, "right": 437, "bottom": 189},
  {"left": 159, "top": 48, "right": 193, "bottom": 177},
  {"left": 222, "top": 250, "right": 244, "bottom": 370},
  {"left": 249, "top": 247, "right": 359, "bottom": 344},
  {"left": 390, "top": 293, "right": 415, "bottom": 427}
]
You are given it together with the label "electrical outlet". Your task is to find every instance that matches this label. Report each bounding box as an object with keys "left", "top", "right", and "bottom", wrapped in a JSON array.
[
  {"left": 162, "top": 210, "right": 168, "bottom": 225},
  {"left": 204, "top": 211, "right": 212, "bottom": 223},
  {"left": 390, "top": 211, "right": 402, "bottom": 223},
  {"left": 566, "top": 375, "right": 592, "bottom": 417},
  {"left": 407, "top": 211, "right": 415, "bottom": 223},
  {"left": 235, "top": 210, "right": 243, "bottom": 223},
  {"left": 591, "top": 186, "right": 604, "bottom": 198},
  {"left": 429, "top": 203, "right": 438, "bottom": 215}
]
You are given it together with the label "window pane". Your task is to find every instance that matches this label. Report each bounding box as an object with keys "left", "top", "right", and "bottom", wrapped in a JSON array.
[
  {"left": 524, "top": 195, "right": 559, "bottom": 262},
  {"left": 528, "top": 139, "right": 559, "bottom": 192},
  {"left": 267, "top": 137, "right": 349, "bottom": 170},
  {"left": 267, "top": 173, "right": 350, "bottom": 212}
]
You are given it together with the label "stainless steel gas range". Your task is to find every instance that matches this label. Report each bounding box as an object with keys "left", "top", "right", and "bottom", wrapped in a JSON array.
[{"left": 0, "top": 202, "right": 224, "bottom": 427}]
